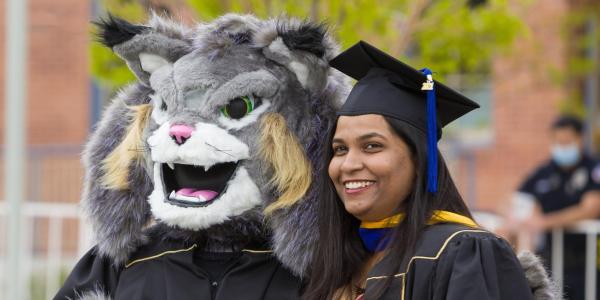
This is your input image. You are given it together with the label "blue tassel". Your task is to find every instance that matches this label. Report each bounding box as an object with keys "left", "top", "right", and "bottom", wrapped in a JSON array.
[{"left": 421, "top": 68, "right": 437, "bottom": 194}]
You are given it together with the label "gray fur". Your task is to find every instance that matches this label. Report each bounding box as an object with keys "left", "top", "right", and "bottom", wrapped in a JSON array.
[
  {"left": 69, "top": 286, "right": 111, "bottom": 300},
  {"left": 147, "top": 12, "right": 191, "bottom": 40},
  {"left": 82, "top": 84, "right": 154, "bottom": 265},
  {"left": 86, "top": 13, "right": 349, "bottom": 277},
  {"left": 111, "top": 14, "right": 193, "bottom": 86},
  {"left": 517, "top": 251, "right": 562, "bottom": 300},
  {"left": 254, "top": 18, "right": 338, "bottom": 93},
  {"left": 267, "top": 74, "right": 347, "bottom": 277},
  {"left": 193, "top": 13, "right": 261, "bottom": 56}
]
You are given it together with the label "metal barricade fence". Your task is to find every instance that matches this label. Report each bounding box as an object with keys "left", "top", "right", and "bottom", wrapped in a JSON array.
[
  {"left": 0, "top": 202, "right": 93, "bottom": 300},
  {"left": 552, "top": 220, "right": 600, "bottom": 300},
  {"left": 473, "top": 211, "right": 599, "bottom": 300},
  {"left": 0, "top": 145, "right": 92, "bottom": 300}
]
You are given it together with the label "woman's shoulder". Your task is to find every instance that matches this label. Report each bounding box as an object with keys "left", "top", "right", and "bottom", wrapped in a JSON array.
[
  {"left": 437, "top": 224, "right": 511, "bottom": 250},
  {"left": 394, "top": 223, "right": 518, "bottom": 278},
  {"left": 409, "top": 223, "right": 524, "bottom": 280},
  {"left": 413, "top": 223, "right": 501, "bottom": 259},
  {"left": 434, "top": 224, "right": 517, "bottom": 261},
  {"left": 422, "top": 223, "right": 524, "bottom": 270},
  {"left": 420, "top": 224, "right": 556, "bottom": 299},
  {"left": 417, "top": 224, "right": 537, "bottom": 299}
]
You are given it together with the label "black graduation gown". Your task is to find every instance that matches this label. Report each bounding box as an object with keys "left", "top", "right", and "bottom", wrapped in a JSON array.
[
  {"left": 363, "top": 224, "right": 533, "bottom": 300},
  {"left": 54, "top": 237, "right": 301, "bottom": 300}
]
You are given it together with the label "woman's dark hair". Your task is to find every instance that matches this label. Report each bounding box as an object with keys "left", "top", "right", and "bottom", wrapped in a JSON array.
[{"left": 302, "top": 116, "right": 472, "bottom": 300}]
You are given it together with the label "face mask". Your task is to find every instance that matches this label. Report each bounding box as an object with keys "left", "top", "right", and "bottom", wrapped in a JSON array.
[{"left": 551, "top": 143, "right": 581, "bottom": 167}]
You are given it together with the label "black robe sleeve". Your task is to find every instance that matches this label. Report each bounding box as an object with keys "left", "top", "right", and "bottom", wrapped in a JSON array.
[
  {"left": 54, "top": 246, "right": 121, "bottom": 300},
  {"left": 433, "top": 233, "right": 533, "bottom": 300}
]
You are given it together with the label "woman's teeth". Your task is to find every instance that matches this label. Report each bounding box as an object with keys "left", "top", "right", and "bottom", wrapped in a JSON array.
[{"left": 344, "top": 181, "right": 374, "bottom": 189}]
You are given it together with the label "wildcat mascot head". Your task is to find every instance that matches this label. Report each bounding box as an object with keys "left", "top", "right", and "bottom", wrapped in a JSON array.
[{"left": 84, "top": 13, "right": 348, "bottom": 277}]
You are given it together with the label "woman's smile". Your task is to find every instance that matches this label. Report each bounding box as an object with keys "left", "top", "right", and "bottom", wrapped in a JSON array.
[{"left": 343, "top": 180, "right": 376, "bottom": 194}]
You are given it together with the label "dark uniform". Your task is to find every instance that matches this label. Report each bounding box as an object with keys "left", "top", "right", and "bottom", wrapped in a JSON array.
[
  {"left": 363, "top": 224, "right": 533, "bottom": 300},
  {"left": 519, "top": 154, "right": 600, "bottom": 299},
  {"left": 54, "top": 232, "right": 301, "bottom": 300}
]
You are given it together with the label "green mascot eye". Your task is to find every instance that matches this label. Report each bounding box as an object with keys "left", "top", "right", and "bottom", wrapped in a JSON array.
[{"left": 221, "top": 95, "right": 259, "bottom": 119}]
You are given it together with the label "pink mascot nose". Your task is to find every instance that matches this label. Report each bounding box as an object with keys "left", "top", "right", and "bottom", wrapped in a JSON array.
[{"left": 169, "top": 124, "right": 194, "bottom": 145}]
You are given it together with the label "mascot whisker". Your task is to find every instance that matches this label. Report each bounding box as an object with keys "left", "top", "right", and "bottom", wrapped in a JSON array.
[{"left": 55, "top": 13, "right": 349, "bottom": 300}]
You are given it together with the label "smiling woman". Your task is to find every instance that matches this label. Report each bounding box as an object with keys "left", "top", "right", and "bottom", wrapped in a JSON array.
[{"left": 303, "top": 41, "right": 551, "bottom": 300}]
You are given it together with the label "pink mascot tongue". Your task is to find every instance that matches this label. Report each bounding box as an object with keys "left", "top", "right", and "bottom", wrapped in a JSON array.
[{"left": 176, "top": 188, "right": 219, "bottom": 201}]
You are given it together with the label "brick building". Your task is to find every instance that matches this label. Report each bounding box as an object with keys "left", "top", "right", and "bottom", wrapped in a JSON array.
[
  {"left": 0, "top": 0, "right": 91, "bottom": 145},
  {"left": 454, "top": 0, "right": 571, "bottom": 212}
]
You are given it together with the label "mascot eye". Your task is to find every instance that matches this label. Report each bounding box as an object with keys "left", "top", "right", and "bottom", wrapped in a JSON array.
[{"left": 221, "top": 95, "right": 261, "bottom": 119}]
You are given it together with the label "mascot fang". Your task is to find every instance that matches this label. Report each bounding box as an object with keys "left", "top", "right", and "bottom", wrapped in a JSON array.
[{"left": 55, "top": 13, "right": 349, "bottom": 300}]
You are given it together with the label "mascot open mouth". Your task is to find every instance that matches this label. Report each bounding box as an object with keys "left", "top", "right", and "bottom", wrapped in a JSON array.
[{"left": 161, "top": 162, "right": 239, "bottom": 207}]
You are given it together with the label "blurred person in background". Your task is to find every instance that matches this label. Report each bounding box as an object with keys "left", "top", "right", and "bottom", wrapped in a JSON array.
[{"left": 513, "top": 115, "right": 600, "bottom": 299}]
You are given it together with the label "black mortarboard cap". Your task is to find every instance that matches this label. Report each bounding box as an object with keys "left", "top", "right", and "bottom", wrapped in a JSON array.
[
  {"left": 329, "top": 41, "right": 479, "bottom": 193},
  {"left": 330, "top": 40, "right": 479, "bottom": 133}
]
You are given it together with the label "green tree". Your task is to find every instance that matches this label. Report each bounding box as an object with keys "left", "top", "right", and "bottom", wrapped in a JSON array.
[
  {"left": 90, "top": 0, "right": 147, "bottom": 88},
  {"left": 91, "top": 0, "right": 524, "bottom": 91},
  {"left": 557, "top": 2, "right": 600, "bottom": 118},
  {"left": 555, "top": 2, "right": 600, "bottom": 151}
]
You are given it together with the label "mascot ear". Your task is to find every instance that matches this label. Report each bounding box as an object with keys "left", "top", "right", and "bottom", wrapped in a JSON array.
[
  {"left": 254, "top": 19, "right": 351, "bottom": 278},
  {"left": 255, "top": 19, "right": 338, "bottom": 94},
  {"left": 95, "top": 13, "right": 191, "bottom": 85}
]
